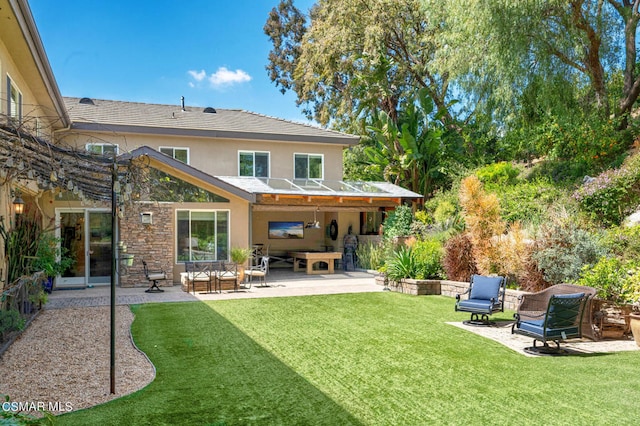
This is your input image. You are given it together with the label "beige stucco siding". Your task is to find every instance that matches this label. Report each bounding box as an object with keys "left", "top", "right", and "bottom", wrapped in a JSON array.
[{"left": 57, "top": 131, "right": 346, "bottom": 180}]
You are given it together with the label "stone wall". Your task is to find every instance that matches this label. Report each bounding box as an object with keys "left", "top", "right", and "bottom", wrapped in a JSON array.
[{"left": 118, "top": 203, "right": 174, "bottom": 288}]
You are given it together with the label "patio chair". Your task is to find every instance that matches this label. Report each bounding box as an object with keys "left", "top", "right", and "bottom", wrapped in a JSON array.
[
  {"left": 455, "top": 274, "right": 506, "bottom": 326},
  {"left": 142, "top": 260, "right": 167, "bottom": 293},
  {"left": 184, "top": 261, "right": 217, "bottom": 295},
  {"left": 244, "top": 256, "right": 270, "bottom": 288},
  {"left": 512, "top": 283, "right": 598, "bottom": 342},
  {"left": 512, "top": 291, "right": 592, "bottom": 355},
  {"left": 218, "top": 261, "right": 239, "bottom": 292}
]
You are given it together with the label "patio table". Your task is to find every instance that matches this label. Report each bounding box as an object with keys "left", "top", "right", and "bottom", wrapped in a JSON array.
[{"left": 288, "top": 251, "right": 343, "bottom": 275}]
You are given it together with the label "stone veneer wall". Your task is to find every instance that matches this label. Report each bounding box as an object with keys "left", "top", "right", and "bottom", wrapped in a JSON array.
[
  {"left": 374, "top": 274, "right": 523, "bottom": 311},
  {"left": 118, "top": 204, "right": 174, "bottom": 288}
]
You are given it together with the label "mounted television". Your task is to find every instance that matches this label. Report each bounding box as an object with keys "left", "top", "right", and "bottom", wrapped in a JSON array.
[{"left": 268, "top": 221, "right": 304, "bottom": 239}]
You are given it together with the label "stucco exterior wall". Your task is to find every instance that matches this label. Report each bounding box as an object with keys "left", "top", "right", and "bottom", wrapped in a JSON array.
[{"left": 57, "top": 131, "right": 346, "bottom": 181}]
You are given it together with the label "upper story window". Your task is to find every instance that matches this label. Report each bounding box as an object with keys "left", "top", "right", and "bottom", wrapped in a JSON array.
[
  {"left": 160, "top": 147, "right": 189, "bottom": 164},
  {"left": 6, "top": 75, "right": 22, "bottom": 121},
  {"left": 239, "top": 151, "right": 269, "bottom": 177},
  {"left": 294, "top": 153, "right": 323, "bottom": 179},
  {"left": 86, "top": 143, "right": 118, "bottom": 155}
]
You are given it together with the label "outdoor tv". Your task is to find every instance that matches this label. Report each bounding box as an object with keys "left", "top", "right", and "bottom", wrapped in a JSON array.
[{"left": 268, "top": 221, "right": 304, "bottom": 239}]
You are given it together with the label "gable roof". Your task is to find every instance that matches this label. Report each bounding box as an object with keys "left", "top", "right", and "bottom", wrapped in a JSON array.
[{"left": 63, "top": 97, "right": 359, "bottom": 146}]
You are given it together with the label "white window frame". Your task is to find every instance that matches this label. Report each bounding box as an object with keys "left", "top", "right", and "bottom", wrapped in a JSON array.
[
  {"left": 159, "top": 146, "right": 190, "bottom": 164},
  {"left": 7, "top": 74, "right": 22, "bottom": 121},
  {"left": 293, "top": 153, "right": 324, "bottom": 180},
  {"left": 238, "top": 151, "right": 270, "bottom": 177},
  {"left": 86, "top": 143, "right": 119, "bottom": 155}
]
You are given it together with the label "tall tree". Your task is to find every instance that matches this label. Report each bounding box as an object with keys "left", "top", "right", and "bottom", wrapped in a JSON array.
[{"left": 264, "top": 0, "right": 457, "bottom": 130}]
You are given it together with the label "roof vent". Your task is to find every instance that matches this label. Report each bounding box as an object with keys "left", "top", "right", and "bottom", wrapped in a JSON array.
[
  {"left": 203, "top": 107, "right": 217, "bottom": 113},
  {"left": 79, "top": 97, "right": 94, "bottom": 105}
]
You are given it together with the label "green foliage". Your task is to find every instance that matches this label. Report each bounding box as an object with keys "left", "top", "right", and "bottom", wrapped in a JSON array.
[
  {"left": 411, "top": 239, "right": 445, "bottom": 280},
  {"left": 355, "top": 241, "right": 386, "bottom": 271},
  {"left": 475, "top": 162, "right": 520, "bottom": 186},
  {"left": 385, "top": 246, "right": 417, "bottom": 282},
  {"left": 433, "top": 199, "right": 456, "bottom": 225},
  {"left": 4, "top": 211, "right": 41, "bottom": 284},
  {"left": 576, "top": 257, "right": 640, "bottom": 305},
  {"left": 493, "top": 178, "right": 566, "bottom": 225},
  {"left": 574, "top": 152, "right": 640, "bottom": 226},
  {"left": 382, "top": 205, "right": 414, "bottom": 240},
  {"left": 601, "top": 225, "right": 640, "bottom": 261},
  {"left": 32, "top": 232, "right": 74, "bottom": 278},
  {"left": 230, "top": 247, "right": 252, "bottom": 264},
  {"left": 0, "top": 309, "right": 25, "bottom": 338},
  {"left": 531, "top": 221, "right": 606, "bottom": 285},
  {"left": 0, "top": 394, "right": 54, "bottom": 425}
]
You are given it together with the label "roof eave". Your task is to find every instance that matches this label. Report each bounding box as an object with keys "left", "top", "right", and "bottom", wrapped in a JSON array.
[{"left": 72, "top": 122, "right": 359, "bottom": 146}]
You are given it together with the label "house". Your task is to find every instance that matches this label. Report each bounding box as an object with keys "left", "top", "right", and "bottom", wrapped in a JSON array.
[{"left": 1, "top": 0, "right": 422, "bottom": 290}]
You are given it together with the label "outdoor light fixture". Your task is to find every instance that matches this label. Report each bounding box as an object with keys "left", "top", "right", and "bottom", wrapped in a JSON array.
[
  {"left": 305, "top": 207, "right": 321, "bottom": 229},
  {"left": 12, "top": 194, "right": 25, "bottom": 215}
]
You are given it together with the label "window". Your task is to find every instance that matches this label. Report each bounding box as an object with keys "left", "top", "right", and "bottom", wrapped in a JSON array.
[
  {"left": 294, "top": 153, "right": 323, "bottom": 179},
  {"left": 239, "top": 151, "right": 269, "bottom": 177},
  {"left": 86, "top": 143, "right": 118, "bottom": 155},
  {"left": 160, "top": 147, "right": 189, "bottom": 164},
  {"left": 177, "top": 210, "right": 229, "bottom": 262},
  {"left": 6, "top": 76, "right": 22, "bottom": 121}
]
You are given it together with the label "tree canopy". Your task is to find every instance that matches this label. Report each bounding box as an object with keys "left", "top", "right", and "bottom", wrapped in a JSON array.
[{"left": 265, "top": 0, "right": 640, "bottom": 196}]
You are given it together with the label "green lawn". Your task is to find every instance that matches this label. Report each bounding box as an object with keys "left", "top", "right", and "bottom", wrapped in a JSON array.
[{"left": 58, "top": 293, "right": 639, "bottom": 425}]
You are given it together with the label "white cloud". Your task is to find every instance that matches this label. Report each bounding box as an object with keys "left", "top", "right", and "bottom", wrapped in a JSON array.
[
  {"left": 188, "top": 69, "right": 206, "bottom": 81},
  {"left": 208, "top": 67, "right": 252, "bottom": 87},
  {"left": 187, "top": 67, "right": 252, "bottom": 89}
]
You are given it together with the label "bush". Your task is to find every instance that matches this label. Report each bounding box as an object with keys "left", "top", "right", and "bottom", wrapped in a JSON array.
[
  {"left": 573, "top": 152, "right": 640, "bottom": 226},
  {"left": 412, "top": 239, "right": 445, "bottom": 280},
  {"left": 382, "top": 205, "right": 414, "bottom": 240},
  {"left": 601, "top": 224, "right": 640, "bottom": 261},
  {"left": 475, "top": 161, "right": 520, "bottom": 186},
  {"left": 0, "top": 309, "right": 25, "bottom": 340},
  {"left": 355, "top": 241, "right": 386, "bottom": 271},
  {"left": 531, "top": 219, "right": 606, "bottom": 285},
  {"left": 443, "top": 233, "right": 478, "bottom": 282},
  {"left": 385, "top": 246, "right": 417, "bottom": 281},
  {"left": 576, "top": 257, "right": 640, "bottom": 305},
  {"left": 493, "top": 179, "right": 566, "bottom": 225}
]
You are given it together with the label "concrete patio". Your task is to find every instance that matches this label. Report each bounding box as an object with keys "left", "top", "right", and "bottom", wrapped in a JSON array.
[{"left": 44, "top": 269, "right": 382, "bottom": 309}]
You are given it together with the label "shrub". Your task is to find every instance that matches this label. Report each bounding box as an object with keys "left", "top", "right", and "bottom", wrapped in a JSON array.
[
  {"left": 433, "top": 199, "right": 457, "bottom": 224},
  {"left": 573, "top": 152, "right": 640, "bottom": 226},
  {"left": 382, "top": 205, "right": 414, "bottom": 240},
  {"left": 355, "top": 241, "right": 386, "bottom": 271},
  {"left": 385, "top": 246, "right": 417, "bottom": 281},
  {"left": 576, "top": 257, "right": 640, "bottom": 305},
  {"left": 0, "top": 309, "right": 25, "bottom": 340},
  {"left": 531, "top": 218, "right": 606, "bottom": 285},
  {"left": 475, "top": 161, "right": 520, "bottom": 186},
  {"left": 442, "top": 233, "right": 478, "bottom": 282},
  {"left": 412, "top": 239, "right": 445, "bottom": 279},
  {"left": 459, "top": 175, "right": 505, "bottom": 274},
  {"left": 601, "top": 225, "right": 640, "bottom": 261},
  {"left": 493, "top": 179, "right": 566, "bottom": 225}
]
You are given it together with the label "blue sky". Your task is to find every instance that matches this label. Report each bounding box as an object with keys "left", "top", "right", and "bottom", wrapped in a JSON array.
[{"left": 29, "top": 0, "right": 315, "bottom": 123}]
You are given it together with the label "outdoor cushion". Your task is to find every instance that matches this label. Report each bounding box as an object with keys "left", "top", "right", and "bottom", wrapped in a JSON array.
[
  {"left": 517, "top": 319, "right": 580, "bottom": 340},
  {"left": 457, "top": 299, "right": 494, "bottom": 312},
  {"left": 469, "top": 275, "right": 503, "bottom": 301}
]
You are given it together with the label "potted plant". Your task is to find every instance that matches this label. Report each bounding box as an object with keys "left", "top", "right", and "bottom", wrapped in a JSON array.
[
  {"left": 230, "top": 247, "right": 252, "bottom": 283},
  {"left": 32, "top": 232, "right": 74, "bottom": 293}
]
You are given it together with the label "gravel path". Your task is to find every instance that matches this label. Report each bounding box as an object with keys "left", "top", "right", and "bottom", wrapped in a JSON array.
[{"left": 0, "top": 306, "right": 154, "bottom": 417}]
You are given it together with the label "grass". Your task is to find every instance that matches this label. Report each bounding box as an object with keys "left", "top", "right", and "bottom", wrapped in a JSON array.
[{"left": 58, "top": 293, "right": 640, "bottom": 425}]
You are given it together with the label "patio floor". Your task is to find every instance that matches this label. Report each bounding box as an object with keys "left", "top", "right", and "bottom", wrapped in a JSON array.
[{"left": 44, "top": 269, "right": 381, "bottom": 309}]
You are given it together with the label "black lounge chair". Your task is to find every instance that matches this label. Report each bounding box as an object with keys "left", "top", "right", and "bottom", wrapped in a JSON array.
[
  {"left": 512, "top": 291, "right": 592, "bottom": 355},
  {"left": 455, "top": 274, "right": 506, "bottom": 326}
]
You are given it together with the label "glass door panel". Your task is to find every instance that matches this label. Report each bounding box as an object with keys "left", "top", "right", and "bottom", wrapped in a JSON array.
[
  {"left": 88, "top": 211, "right": 112, "bottom": 285},
  {"left": 57, "top": 211, "right": 86, "bottom": 288}
]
